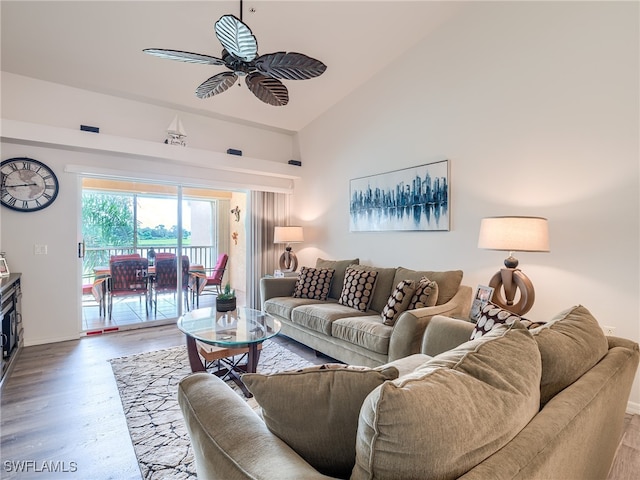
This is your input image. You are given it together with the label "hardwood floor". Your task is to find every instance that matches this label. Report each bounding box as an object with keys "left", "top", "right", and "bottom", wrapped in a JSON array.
[{"left": 1, "top": 325, "right": 637, "bottom": 479}]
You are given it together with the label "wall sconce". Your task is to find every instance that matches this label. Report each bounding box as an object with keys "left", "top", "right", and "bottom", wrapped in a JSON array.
[
  {"left": 478, "top": 216, "right": 550, "bottom": 315},
  {"left": 274, "top": 226, "right": 304, "bottom": 272}
]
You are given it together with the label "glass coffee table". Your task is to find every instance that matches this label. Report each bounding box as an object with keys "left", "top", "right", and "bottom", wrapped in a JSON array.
[{"left": 177, "top": 306, "right": 281, "bottom": 396}]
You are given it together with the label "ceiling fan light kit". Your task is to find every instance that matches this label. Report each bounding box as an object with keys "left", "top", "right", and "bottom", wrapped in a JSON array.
[{"left": 143, "top": 6, "right": 326, "bottom": 107}]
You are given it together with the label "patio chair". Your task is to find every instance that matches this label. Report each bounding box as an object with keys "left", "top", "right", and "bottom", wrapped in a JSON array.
[
  {"left": 108, "top": 257, "right": 149, "bottom": 319},
  {"left": 82, "top": 274, "right": 107, "bottom": 317},
  {"left": 191, "top": 253, "right": 228, "bottom": 307},
  {"left": 152, "top": 254, "right": 190, "bottom": 315},
  {"left": 110, "top": 253, "right": 141, "bottom": 262}
]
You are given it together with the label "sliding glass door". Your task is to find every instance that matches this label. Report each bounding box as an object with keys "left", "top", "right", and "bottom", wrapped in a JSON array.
[{"left": 80, "top": 178, "right": 230, "bottom": 332}]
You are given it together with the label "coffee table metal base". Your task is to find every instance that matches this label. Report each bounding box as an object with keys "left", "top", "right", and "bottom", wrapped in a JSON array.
[{"left": 185, "top": 335, "right": 261, "bottom": 397}]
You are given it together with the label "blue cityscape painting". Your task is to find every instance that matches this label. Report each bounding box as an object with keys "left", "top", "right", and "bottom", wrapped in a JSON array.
[{"left": 349, "top": 160, "right": 449, "bottom": 232}]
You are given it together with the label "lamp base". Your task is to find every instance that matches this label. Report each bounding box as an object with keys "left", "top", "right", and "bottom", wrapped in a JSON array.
[
  {"left": 278, "top": 248, "right": 298, "bottom": 272},
  {"left": 488, "top": 268, "right": 535, "bottom": 315}
]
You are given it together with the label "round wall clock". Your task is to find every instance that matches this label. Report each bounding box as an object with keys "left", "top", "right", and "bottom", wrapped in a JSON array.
[{"left": 1, "top": 157, "right": 59, "bottom": 212}]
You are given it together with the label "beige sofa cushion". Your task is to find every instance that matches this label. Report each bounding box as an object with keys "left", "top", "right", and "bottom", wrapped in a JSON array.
[
  {"left": 347, "top": 264, "right": 398, "bottom": 312},
  {"left": 332, "top": 316, "right": 393, "bottom": 355},
  {"left": 316, "top": 257, "right": 359, "bottom": 300},
  {"left": 530, "top": 305, "right": 609, "bottom": 406},
  {"left": 263, "top": 296, "right": 331, "bottom": 320},
  {"left": 352, "top": 322, "right": 541, "bottom": 480},
  {"left": 243, "top": 364, "right": 399, "bottom": 479},
  {"left": 291, "top": 302, "right": 370, "bottom": 335},
  {"left": 394, "top": 267, "right": 463, "bottom": 305}
]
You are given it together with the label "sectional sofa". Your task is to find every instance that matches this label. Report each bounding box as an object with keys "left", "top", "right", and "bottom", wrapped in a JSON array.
[
  {"left": 178, "top": 304, "right": 639, "bottom": 479},
  {"left": 260, "top": 258, "right": 472, "bottom": 366}
]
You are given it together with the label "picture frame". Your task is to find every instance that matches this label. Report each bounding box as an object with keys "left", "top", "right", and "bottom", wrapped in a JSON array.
[
  {"left": 0, "top": 257, "right": 10, "bottom": 277},
  {"left": 349, "top": 159, "right": 449, "bottom": 232},
  {"left": 470, "top": 284, "right": 494, "bottom": 322}
]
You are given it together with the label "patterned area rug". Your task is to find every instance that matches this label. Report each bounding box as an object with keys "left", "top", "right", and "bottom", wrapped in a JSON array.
[{"left": 109, "top": 340, "right": 314, "bottom": 479}]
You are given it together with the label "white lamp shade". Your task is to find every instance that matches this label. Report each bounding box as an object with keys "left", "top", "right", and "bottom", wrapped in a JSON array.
[
  {"left": 274, "top": 226, "right": 304, "bottom": 244},
  {"left": 478, "top": 216, "right": 549, "bottom": 252}
]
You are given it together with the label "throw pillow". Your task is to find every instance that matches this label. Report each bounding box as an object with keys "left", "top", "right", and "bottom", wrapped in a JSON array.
[
  {"left": 242, "top": 363, "right": 399, "bottom": 478},
  {"left": 338, "top": 267, "right": 378, "bottom": 312},
  {"left": 292, "top": 266, "right": 335, "bottom": 301},
  {"left": 315, "top": 258, "right": 359, "bottom": 299},
  {"left": 381, "top": 279, "right": 416, "bottom": 326},
  {"left": 529, "top": 305, "right": 609, "bottom": 406},
  {"left": 352, "top": 322, "right": 541, "bottom": 480},
  {"left": 407, "top": 276, "right": 438, "bottom": 310},
  {"left": 470, "top": 302, "right": 522, "bottom": 340},
  {"left": 393, "top": 267, "right": 463, "bottom": 305}
]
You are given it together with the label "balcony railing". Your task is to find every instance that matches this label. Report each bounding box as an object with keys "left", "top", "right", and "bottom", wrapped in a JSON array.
[{"left": 83, "top": 246, "right": 217, "bottom": 280}]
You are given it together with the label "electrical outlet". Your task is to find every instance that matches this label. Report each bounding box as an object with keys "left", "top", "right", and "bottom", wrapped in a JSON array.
[
  {"left": 34, "top": 244, "right": 48, "bottom": 255},
  {"left": 602, "top": 325, "right": 616, "bottom": 336}
]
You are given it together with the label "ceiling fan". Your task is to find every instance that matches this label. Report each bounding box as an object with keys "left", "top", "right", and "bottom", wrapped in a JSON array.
[{"left": 143, "top": 2, "right": 326, "bottom": 107}]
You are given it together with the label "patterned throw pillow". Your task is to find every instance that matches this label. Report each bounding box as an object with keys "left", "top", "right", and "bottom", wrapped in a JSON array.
[
  {"left": 407, "top": 276, "right": 438, "bottom": 310},
  {"left": 470, "top": 302, "right": 522, "bottom": 340},
  {"left": 292, "top": 266, "right": 335, "bottom": 301},
  {"left": 338, "top": 267, "right": 378, "bottom": 312},
  {"left": 381, "top": 279, "right": 416, "bottom": 326}
]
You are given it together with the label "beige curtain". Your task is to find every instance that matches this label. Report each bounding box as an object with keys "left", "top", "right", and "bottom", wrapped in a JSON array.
[{"left": 248, "top": 191, "right": 289, "bottom": 309}]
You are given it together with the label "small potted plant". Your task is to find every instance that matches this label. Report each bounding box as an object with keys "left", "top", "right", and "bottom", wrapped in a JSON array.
[{"left": 216, "top": 283, "right": 236, "bottom": 312}]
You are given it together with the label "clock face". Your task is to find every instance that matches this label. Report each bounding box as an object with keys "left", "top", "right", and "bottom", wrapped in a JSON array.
[{"left": 1, "top": 157, "right": 59, "bottom": 212}]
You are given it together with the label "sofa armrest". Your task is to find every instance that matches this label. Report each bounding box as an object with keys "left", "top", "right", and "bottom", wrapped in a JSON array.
[
  {"left": 420, "top": 315, "right": 475, "bottom": 357},
  {"left": 260, "top": 277, "right": 299, "bottom": 308},
  {"left": 387, "top": 285, "right": 473, "bottom": 361},
  {"left": 178, "top": 373, "right": 337, "bottom": 480}
]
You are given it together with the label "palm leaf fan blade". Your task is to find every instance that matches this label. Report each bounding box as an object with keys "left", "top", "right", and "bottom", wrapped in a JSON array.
[
  {"left": 143, "top": 49, "right": 224, "bottom": 66},
  {"left": 196, "top": 72, "right": 238, "bottom": 99},
  {"left": 255, "top": 52, "right": 327, "bottom": 80},
  {"left": 214, "top": 15, "right": 258, "bottom": 62},
  {"left": 246, "top": 73, "right": 289, "bottom": 106}
]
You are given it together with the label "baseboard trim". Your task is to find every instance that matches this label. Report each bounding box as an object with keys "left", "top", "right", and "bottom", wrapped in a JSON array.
[
  {"left": 627, "top": 401, "right": 640, "bottom": 415},
  {"left": 24, "top": 334, "right": 81, "bottom": 347}
]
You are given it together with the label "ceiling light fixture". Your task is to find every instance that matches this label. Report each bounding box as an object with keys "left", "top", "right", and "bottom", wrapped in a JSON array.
[{"left": 143, "top": 0, "right": 326, "bottom": 106}]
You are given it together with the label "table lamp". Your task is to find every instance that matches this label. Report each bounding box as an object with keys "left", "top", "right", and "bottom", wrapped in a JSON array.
[
  {"left": 274, "top": 226, "right": 304, "bottom": 272},
  {"left": 478, "top": 216, "right": 549, "bottom": 315}
]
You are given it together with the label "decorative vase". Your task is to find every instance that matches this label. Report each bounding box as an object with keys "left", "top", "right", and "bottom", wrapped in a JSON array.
[{"left": 216, "top": 297, "right": 236, "bottom": 312}]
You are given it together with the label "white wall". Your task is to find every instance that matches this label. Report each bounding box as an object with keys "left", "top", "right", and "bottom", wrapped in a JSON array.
[
  {"left": 1, "top": 73, "right": 293, "bottom": 163},
  {"left": 294, "top": 2, "right": 640, "bottom": 409},
  {"left": 1, "top": 76, "right": 297, "bottom": 346}
]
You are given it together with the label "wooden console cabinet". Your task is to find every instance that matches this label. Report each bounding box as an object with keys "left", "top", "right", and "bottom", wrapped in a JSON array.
[{"left": 1, "top": 273, "right": 22, "bottom": 389}]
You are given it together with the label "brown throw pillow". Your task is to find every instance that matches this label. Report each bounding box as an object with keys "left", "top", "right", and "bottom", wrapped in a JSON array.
[
  {"left": 315, "top": 258, "right": 360, "bottom": 299},
  {"left": 407, "top": 276, "right": 438, "bottom": 310},
  {"left": 470, "top": 302, "right": 522, "bottom": 340},
  {"left": 292, "top": 266, "right": 335, "bottom": 301},
  {"left": 338, "top": 267, "right": 378, "bottom": 312},
  {"left": 243, "top": 363, "right": 399, "bottom": 478},
  {"left": 381, "top": 279, "right": 416, "bottom": 326}
]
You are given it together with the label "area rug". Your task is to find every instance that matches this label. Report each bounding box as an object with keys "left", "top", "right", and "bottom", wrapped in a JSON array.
[{"left": 109, "top": 340, "right": 315, "bottom": 480}]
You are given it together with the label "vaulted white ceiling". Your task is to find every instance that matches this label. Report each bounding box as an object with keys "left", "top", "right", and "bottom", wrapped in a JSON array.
[{"left": 1, "top": 1, "right": 463, "bottom": 133}]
